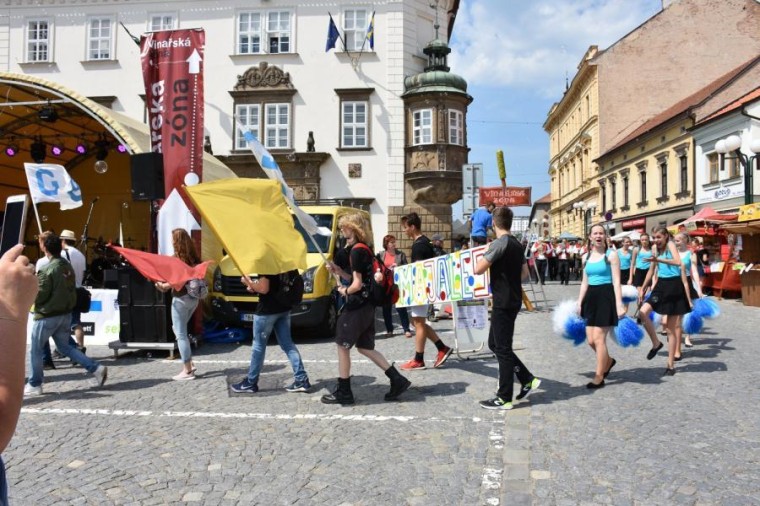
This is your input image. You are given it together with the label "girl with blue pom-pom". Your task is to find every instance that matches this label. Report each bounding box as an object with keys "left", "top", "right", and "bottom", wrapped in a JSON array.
[
  {"left": 631, "top": 233, "right": 654, "bottom": 297},
  {"left": 617, "top": 236, "right": 634, "bottom": 286},
  {"left": 675, "top": 232, "right": 703, "bottom": 349},
  {"left": 577, "top": 224, "right": 626, "bottom": 389},
  {"left": 639, "top": 227, "right": 694, "bottom": 376}
]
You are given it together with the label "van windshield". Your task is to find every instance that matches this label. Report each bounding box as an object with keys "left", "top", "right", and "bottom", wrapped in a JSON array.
[{"left": 294, "top": 214, "right": 333, "bottom": 253}]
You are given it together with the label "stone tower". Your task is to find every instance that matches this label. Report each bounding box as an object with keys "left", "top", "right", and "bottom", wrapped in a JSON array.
[{"left": 389, "top": 35, "right": 473, "bottom": 253}]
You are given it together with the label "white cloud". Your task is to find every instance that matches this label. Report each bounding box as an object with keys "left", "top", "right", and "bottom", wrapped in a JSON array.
[{"left": 449, "top": 0, "right": 662, "bottom": 97}]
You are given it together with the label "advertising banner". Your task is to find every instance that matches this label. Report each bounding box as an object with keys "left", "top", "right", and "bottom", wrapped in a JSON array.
[
  {"left": 393, "top": 245, "right": 491, "bottom": 307},
  {"left": 478, "top": 186, "right": 532, "bottom": 207},
  {"left": 140, "top": 29, "right": 205, "bottom": 203}
]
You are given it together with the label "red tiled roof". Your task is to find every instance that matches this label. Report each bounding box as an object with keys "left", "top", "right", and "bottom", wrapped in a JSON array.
[
  {"left": 536, "top": 193, "right": 551, "bottom": 204},
  {"left": 697, "top": 87, "right": 760, "bottom": 125},
  {"left": 602, "top": 55, "right": 760, "bottom": 157}
]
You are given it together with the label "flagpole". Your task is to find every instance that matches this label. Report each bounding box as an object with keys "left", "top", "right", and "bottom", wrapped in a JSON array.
[{"left": 30, "top": 199, "right": 43, "bottom": 235}]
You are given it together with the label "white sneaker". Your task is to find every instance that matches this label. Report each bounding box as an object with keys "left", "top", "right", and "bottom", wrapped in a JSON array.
[
  {"left": 24, "top": 384, "right": 42, "bottom": 397},
  {"left": 90, "top": 365, "right": 108, "bottom": 388},
  {"left": 173, "top": 370, "right": 195, "bottom": 381}
]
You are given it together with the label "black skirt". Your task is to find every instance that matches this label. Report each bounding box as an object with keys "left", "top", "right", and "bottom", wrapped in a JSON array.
[
  {"left": 647, "top": 276, "right": 690, "bottom": 316},
  {"left": 581, "top": 284, "right": 618, "bottom": 327},
  {"left": 620, "top": 268, "right": 631, "bottom": 284},
  {"left": 685, "top": 275, "right": 699, "bottom": 300},
  {"left": 632, "top": 268, "right": 649, "bottom": 287}
]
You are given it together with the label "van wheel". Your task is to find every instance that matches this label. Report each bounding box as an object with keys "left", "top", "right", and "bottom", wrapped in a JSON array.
[{"left": 313, "top": 301, "right": 337, "bottom": 337}]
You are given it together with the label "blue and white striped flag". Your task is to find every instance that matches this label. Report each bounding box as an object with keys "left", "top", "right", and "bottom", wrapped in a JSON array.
[{"left": 236, "top": 125, "right": 331, "bottom": 237}]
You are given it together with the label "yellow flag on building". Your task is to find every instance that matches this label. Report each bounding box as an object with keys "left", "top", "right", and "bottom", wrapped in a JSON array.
[{"left": 185, "top": 178, "right": 307, "bottom": 275}]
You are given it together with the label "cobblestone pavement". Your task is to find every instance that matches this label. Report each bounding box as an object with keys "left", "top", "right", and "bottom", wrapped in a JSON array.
[{"left": 6, "top": 281, "right": 760, "bottom": 505}]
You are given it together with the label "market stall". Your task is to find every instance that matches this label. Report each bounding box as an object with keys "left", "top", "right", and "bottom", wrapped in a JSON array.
[{"left": 721, "top": 203, "right": 760, "bottom": 307}]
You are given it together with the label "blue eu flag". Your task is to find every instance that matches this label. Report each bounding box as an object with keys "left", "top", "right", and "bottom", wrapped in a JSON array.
[{"left": 326, "top": 15, "right": 340, "bottom": 52}]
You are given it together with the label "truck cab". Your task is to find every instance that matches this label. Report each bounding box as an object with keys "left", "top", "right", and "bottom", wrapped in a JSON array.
[{"left": 207, "top": 206, "right": 370, "bottom": 336}]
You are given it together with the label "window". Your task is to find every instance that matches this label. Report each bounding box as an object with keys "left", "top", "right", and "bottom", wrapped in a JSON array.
[
  {"left": 87, "top": 17, "right": 113, "bottom": 60},
  {"left": 601, "top": 184, "right": 607, "bottom": 213},
  {"left": 265, "top": 103, "right": 290, "bottom": 148},
  {"left": 237, "top": 11, "right": 291, "bottom": 54},
  {"left": 449, "top": 110, "right": 463, "bottom": 146},
  {"left": 660, "top": 161, "right": 668, "bottom": 197},
  {"left": 707, "top": 153, "right": 719, "bottom": 183},
  {"left": 679, "top": 155, "right": 688, "bottom": 193},
  {"left": 413, "top": 109, "right": 433, "bottom": 145},
  {"left": 623, "top": 176, "right": 629, "bottom": 207},
  {"left": 640, "top": 172, "right": 647, "bottom": 202},
  {"left": 343, "top": 9, "right": 369, "bottom": 51},
  {"left": 235, "top": 104, "right": 260, "bottom": 149},
  {"left": 611, "top": 179, "right": 617, "bottom": 209},
  {"left": 342, "top": 101, "right": 368, "bottom": 148},
  {"left": 26, "top": 19, "right": 51, "bottom": 62},
  {"left": 150, "top": 13, "right": 177, "bottom": 31},
  {"left": 726, "top": 156, "right": 740, "bottom": 179}
]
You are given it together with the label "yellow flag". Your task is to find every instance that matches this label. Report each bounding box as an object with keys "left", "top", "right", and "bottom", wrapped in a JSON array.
[{"left": 185, "top": 178, "right": 307, "bottom": 275}]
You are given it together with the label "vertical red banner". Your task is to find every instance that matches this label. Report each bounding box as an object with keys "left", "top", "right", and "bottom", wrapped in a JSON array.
[{"left": 140, "top": 29, "right": 205, "bottom": 204}]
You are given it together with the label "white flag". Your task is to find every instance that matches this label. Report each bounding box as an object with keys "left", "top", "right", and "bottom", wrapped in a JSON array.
[
  {"left": 236, "top": 125, "right": 331, "bottom": 237},
  {"left": 24, "top": 163, "right": 83, "bottom": 210},
  {"left": 157, "top": 188, "right": 201, "bottom": 256}
]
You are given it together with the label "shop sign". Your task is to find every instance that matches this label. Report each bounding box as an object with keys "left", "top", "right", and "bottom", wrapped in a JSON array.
[
  {"left": 621, "top": 217, "right": 646, "bottom": 230},
  {"left": 479, "top": 186, "right": 532, "bottom": 207},
  {"left": 738, "top": 203, "right": 760, "bottom": 222}
]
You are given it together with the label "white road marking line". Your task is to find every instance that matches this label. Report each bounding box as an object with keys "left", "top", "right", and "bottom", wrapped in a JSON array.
[{"left": 21, "top": 407, "right": 488, "bottom": 424}]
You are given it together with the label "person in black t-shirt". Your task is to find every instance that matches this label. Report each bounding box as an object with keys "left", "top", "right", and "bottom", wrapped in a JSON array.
[
  {"left": 321, "top": 212, "right": 411, "bottom": 405},
  {"left": 230, "top": 272, "right": 311, "bottom": 394},
  {"left": 399, "top": 212, "right": 452, "bottom": 371},
  {"left": 474, "top": 207, "right": 542, "bottom": 410}
]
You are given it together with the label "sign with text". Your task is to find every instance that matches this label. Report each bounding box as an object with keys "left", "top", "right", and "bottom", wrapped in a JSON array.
[
  {"left": 393, "top": 245, "right": 491, "bottom": 307},
  {"left": 140, "top": 29, "right": 205, "bottom": 203},
  {"left": 478, "top": 186, "right": 531, "bottom": 207},
  {"left": 738, "top": 203, "right": 760, "bottom": 222}
]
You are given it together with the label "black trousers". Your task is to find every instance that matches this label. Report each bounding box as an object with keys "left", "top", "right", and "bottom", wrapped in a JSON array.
[
  {"left": 558, "top": 259, "right": 569, "bottom": 284},
  {"left": 535, "top": 259, "right": 547, "bottom": 284},
  {"left": 548, "top": 257, "right": 558, "bottom": 280},
  {"left": 489, "top": 307, "right": 533, "bottom": 402}
]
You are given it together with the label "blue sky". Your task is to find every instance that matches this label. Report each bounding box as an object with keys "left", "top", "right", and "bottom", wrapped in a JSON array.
[{"left": 448, "top": 0, "right": 662, "bottom": 218}]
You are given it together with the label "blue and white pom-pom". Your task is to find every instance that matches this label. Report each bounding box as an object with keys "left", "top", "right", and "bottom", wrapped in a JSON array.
[
  {"left": 692, "top": 297, "right": 720, "bottom": 320},
  {"left": 682, "top": 312, "right": 705, "bottom": 334},
  {"left": 648, "top": 310, "right": 663, "bottom": 329},
  {"left": 614, "top": 316, "right": 644, "bottom": 347},
  {"left": 621, "top": 285, "right": 638, "bottom": 304},
  {"left": 552, "top": 300, "right": 587, "bottom": 346}
]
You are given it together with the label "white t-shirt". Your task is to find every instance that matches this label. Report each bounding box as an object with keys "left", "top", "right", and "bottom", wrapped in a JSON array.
[{"left": 63, "top": 245, "right": 87, "bottom": 287}]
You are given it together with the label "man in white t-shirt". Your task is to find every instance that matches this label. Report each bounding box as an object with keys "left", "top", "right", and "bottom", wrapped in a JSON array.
[{"left": 60, "top": 230, "right": 88, "bottom": 352}]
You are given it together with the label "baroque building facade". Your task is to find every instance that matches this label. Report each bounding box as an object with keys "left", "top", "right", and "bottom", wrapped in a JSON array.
[{"left": 0, "top": 0, "right": 467, "bottom": 248}]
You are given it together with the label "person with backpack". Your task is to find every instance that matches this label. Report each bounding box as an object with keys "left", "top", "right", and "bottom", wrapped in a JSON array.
[
  {"left": 322, "top": 212, "right": 411, "bottom": 405},
  {"left": 230, "top": 269, "right": 311, "bottom": 394},
  {"left": 377, "top": 235, "right": 413, "bottom": 338},
  {"left": 154, "top": 229, "right": 203, "bottom": 381},
  {"left": 399, "top": 212, "right": 453, "bottom": 371}
]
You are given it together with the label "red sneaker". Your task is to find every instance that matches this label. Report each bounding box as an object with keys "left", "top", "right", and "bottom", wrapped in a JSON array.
[
  {"left": 433, "top": 346, "right": 453, "bottom": 368},
  {"left": 399, "top": 358, "right": 426, "bottom": 371}
]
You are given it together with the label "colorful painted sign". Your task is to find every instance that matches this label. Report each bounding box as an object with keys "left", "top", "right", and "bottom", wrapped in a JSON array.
[
  {"left": 393, "top": 245, "right": 491, "bottom": 307},
  {"left": 738, "top": 203, "right": 760, "bottom": 222}
]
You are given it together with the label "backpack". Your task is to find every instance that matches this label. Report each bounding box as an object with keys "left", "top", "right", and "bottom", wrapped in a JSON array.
[
  {"left": 185, "top": 278, "right": 209, "bottom": 299},
  {"left": 352, "top": 243, "right": 400, "bottom": 306},
  {"left": 74, "top": 287, "right": 92, "bottom": 313},
  {"left": 275, "top": 270, "right": 304, "bottom": 307}
]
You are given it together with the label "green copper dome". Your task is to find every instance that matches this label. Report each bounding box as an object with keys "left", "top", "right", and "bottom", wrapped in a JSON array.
[{"left": 402, "top": 38, "right": 469, "bottom": 98}]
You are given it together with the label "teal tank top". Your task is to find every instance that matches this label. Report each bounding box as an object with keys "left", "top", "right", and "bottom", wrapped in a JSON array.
[
  {"left": 658, "top": 249, "right": 681, "bottom": 278},
  {"left": 680, "top": 250, "right": 692, "bottom": 277},
  {"left": 617, "top": 249, "right": 632, "bottom": 270},
  {"left": 635, "top": 248, "right": 652, "bottom": 270},
  {"left": 585, "top": 252, "right": 612, "bottom": 285}
]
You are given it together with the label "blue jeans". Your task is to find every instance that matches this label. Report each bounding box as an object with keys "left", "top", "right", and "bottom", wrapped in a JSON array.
[
  {"left": 246, "top": 311, "right": 307, "bottom": 385},
  {"left": 171, "top": 295, "right": 199, "bottom": 364},
  {"left": 28, "top": 314, "right": 100, "bottom": 387},
  {"left": 382, "top": 303, "right": 411, "bottom": 333}
]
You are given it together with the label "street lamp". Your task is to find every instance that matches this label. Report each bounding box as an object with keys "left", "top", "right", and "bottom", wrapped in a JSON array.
[
  {"left": 573, "top": 201, "right": 598, "bottom": 237},
  {"left": 715, "top": 134, "right": 760, "bottom": 205}
]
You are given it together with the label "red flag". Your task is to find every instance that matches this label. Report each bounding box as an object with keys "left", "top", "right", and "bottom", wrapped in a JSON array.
[{"left": 110, "top": 246, "right": 213, "bottom": 291}]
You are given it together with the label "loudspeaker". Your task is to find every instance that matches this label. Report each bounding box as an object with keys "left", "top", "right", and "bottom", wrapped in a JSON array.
[
  {"left": 130, "top": 152, "right": 165, "bottom": 200},
  {"left": 117, "top": 268, "right": 169, "bottom": 306},
  {"left": 103, "top": 269, "right": 119, "bottom": 289},
  {"left": 119, "top": 304, "right": 174, "bottom": 343}
]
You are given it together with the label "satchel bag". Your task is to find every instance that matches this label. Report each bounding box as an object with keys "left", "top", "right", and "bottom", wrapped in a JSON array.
[{"left": 74, "top": 287, "right": 92, "bottom": 313}]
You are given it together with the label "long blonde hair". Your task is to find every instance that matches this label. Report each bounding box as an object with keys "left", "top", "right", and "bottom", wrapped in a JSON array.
[{"left": 338, "top": 212, "right": 372, "bottom": 246}]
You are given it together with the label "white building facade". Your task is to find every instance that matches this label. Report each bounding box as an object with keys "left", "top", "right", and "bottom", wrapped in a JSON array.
[{"left": 0, "top": 0, "right": 459, "bottom": 245}]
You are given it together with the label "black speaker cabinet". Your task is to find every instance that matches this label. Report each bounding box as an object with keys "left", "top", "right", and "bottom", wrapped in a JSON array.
[
  {"left": 117, "top": 268, "right": 169, "bottom": 306},
  {"left": 130, "top": 152, "right": 165, "bottom": 201},
  {"left": 103, "top": 269, "right": 119, "bottom": 289},
  {"left": 119, "top": 304, "right": 174, "bottom": 343}
]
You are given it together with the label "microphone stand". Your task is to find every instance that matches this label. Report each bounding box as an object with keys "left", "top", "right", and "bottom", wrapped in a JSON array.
[{"left": 80, "top": 198, "right": 98, "bottom": 282}]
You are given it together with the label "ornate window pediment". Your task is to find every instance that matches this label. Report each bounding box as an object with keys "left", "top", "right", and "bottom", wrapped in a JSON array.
[{"left": 235, "top": 62, "right": 293, "bottom": 91}]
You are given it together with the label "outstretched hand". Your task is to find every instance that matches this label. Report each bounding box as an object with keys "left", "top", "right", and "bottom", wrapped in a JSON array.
[{"left": 0, "top": 244, "right": 38, "bottom": 321}]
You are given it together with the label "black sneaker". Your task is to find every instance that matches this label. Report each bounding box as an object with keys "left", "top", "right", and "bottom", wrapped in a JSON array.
[
  {"left": 479, "top": 397, "right": 513, "bottom": 410},
  {"left": 515, "top": 377, "right": 541, "bottom": 401},
  {"left": 43, "top": 359, "right": 56, "bottom": 370},
  {"left": 321, "top": 386, "right": 355, "bottom": 405},
  {"left": 285, "top": 379, "right": 311, "bottom": 393},
  {"left": 230, "top": 378, "right": 259, "bottom": 393}
]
